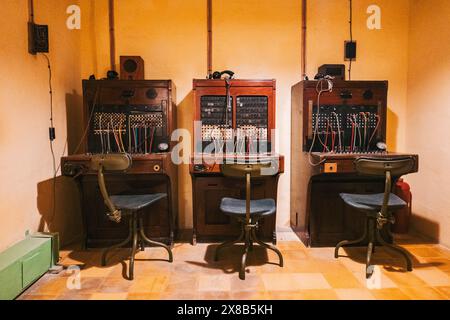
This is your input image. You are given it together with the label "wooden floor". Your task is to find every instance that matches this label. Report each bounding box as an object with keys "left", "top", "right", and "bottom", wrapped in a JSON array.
[{"left": 18, "top": 232, "right": 450, "bottom": 300}]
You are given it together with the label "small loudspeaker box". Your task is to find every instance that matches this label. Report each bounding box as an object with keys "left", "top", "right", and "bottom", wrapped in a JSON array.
[
  {"left": 318, "top": 64, "right": 346, "bottom": 80},
  {"left": 120, "top": 56, "right": 145, "bottom": 80}
]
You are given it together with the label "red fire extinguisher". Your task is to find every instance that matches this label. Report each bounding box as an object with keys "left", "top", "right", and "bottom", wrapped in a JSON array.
[{"left": 392, "top": 178, "right": 412, "bottom": 234}]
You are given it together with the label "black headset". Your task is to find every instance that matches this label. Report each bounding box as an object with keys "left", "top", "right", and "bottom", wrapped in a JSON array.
[{"left": 209, "top": 70, "right": 235, "bottom": 80}]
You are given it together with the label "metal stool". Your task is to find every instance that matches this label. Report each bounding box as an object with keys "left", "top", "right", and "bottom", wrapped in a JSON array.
[
  {"left": 214, "top": 161, "right": 283, "bottom": 280},
  {"left": 335, "top": 157, "right": 416, "bottom": 278},
  {"left": 90, "top": 153, "right": 173, "bottom": 280}
]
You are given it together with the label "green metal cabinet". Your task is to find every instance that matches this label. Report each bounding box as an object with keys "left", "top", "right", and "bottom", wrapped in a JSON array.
[{"left": 0, "top": 234, "right": 57, "bottom": 300}]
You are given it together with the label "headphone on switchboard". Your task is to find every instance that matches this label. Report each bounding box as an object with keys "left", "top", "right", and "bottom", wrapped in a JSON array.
[{"left": 209, "top": 70, "right": 235, "bottom": 80}]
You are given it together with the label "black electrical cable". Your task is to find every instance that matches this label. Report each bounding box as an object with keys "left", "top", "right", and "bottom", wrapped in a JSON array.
[
  {"left": 29, "top": 0, "right": 34, "bottom": 23},
  {"left": 348, "top": 0, "right": 353, "bottom": 80},
  {"left": 349, "top": 0, "right": 353, "bottom": 41},
  {"left": 41, "top": 54, "right": 56, "bottom": 173},
  {"left": 41, "top": 54, "right": 54, "bottom": 129},
  {"left": 41, "top": 53, "right": 57, "bottom": 229}
]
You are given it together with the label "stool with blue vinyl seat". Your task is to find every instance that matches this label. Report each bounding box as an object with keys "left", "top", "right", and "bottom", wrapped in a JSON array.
[
  {"left": 214, "top": 162, "right": 283, "bottom": 280},
  {"left": 90, "top": 153, "right": 173, "bottom": 280},
  {"left": 334, "top": 157, "right": 416, "bottom": 278}
]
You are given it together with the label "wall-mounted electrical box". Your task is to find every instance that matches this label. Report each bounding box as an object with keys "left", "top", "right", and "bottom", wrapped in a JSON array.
[
  {"left": 28, "top": 22, "right": 49, "bottom": 55},
  {"left": 344, "top": 40, "right": 357, "bottom": 61}
]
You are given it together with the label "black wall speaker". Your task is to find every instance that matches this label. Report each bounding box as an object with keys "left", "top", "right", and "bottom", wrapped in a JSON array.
[
  {"left": 120, "top": 56, "right": 145, "bottom": 80},
  {"left": 28, "top": 22, "right": 49, "bottom": 55},
  {"left": 318, "top": 64, "right": 346, "bottom": 80}
]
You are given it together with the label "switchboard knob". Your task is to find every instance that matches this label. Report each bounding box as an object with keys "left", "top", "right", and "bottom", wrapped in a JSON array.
[
  {"left": 146, "top": 88, "right": 158, "bottom": 99},
  {"left": 363, "top": 90, "right": 374, "bottom": 100}
]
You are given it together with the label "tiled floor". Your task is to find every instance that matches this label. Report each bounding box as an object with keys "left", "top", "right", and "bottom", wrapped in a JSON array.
[{"left": 18, "top": 232, "right": 450, "bottom": 300}]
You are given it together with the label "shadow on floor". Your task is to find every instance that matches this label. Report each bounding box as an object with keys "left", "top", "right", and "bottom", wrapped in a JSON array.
[
  {"left": 184, "top": 243, "right": 279, "bottom": 276},
  {"left": 63, "top": 243, "right": 173, "bottom": 280},
  {"left": 62, "top": 242, "right": 280, "bottom": 280},
  {"left": 339, "top": 245, "right": 446, "bottom": 273}
]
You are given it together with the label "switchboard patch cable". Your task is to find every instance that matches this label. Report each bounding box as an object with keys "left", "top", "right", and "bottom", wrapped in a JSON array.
[
  {"left": 308, "top": 77, "right": 334, "bottom": 166},
  {"left": 311, "top": 110, "right": 382, "bottom": 154},
  {"left": 128, "top": 125, "right": 156, "bottom": 154}
]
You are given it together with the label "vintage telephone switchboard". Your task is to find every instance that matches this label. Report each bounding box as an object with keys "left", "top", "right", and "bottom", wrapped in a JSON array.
[
  {"left": 290, "top": 80, "right": 419, "bottom": 247},
  {"left": 190, "top": 79, "right": 283, "bottom": 244},
  {"left": 62, "top": 80, "right": 178, "bottom": 247}
]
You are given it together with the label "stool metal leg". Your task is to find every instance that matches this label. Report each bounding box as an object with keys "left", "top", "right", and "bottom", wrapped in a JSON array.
[
  {"left": 375, "top": 228, "right": 412, "bottom": 271},
  {"left": 214, "top": 225, "right": 245, "bottom": 262},
  {"left": 239, "top": 245, "right": 250, "bottom": 280},
  {"left": 335, "top": 218, "right": 369, "bottom": 258},
  {"left": 129, "top": 214, "right": 139, "bottom": 280},
  {"left": 213, "top": 219, "right": 283, "bottom": 280},
  {"left": 239, "top": 228, "right": 251, "bottom": 280},
  {"left": 102, "top": 217, "right": 133, "bottom": 266},
  {"left": 138, "top": 217, "right": 173, "bottom": 262},
  {"left": 251, "top": 228, "right": 283, "bottom": 267},
  {"left": 366, "top": 219, "right": 375, "bottom": 279}
]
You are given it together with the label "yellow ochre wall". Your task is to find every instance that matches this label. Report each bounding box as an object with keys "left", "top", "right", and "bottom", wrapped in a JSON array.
[
  {"left": 78, "top": 0, "right": 412, "bottom": 232},
  {"left": 79, "top": 0, "right": 206, "bottom": 229},
  {"left": 1, "top": 0, "right": 447, "bottom": 251},
  {"left": 307, "top": 0, "right": 410, "bottom": 152},
  {"left": 406, "top": 0, "right": 450, "bottom": 247},
  {"left": 0, "top": 0, "right": 82, "bottom": 251}
]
